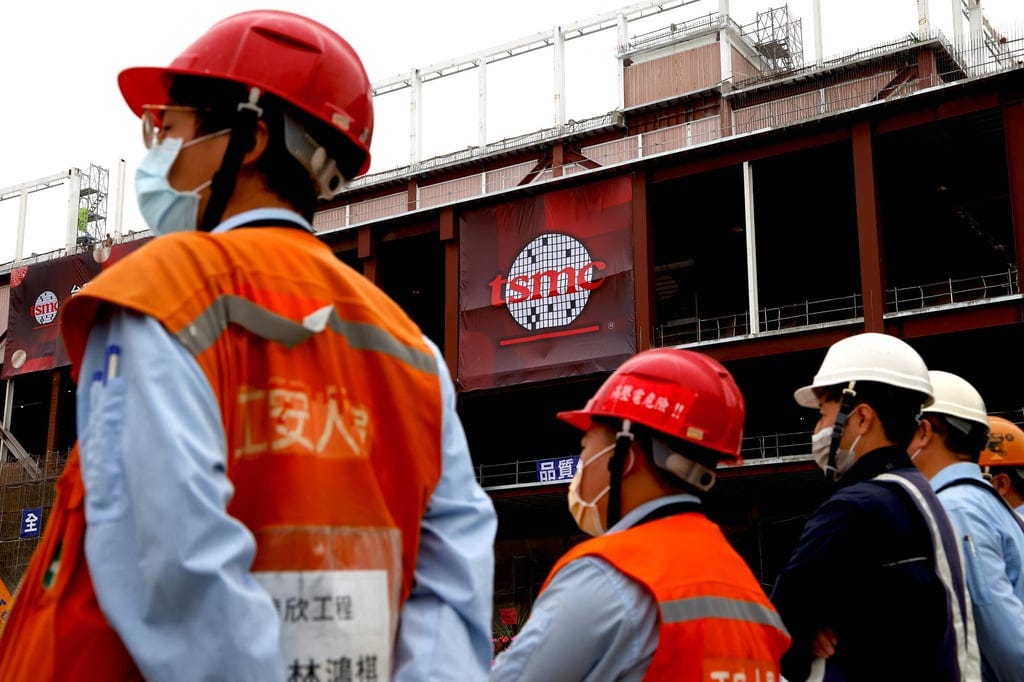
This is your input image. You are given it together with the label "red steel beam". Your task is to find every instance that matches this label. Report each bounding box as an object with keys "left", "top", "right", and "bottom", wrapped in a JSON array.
[
  {"left": 852, "top": 120, "right": 885, "bottom": 333},
  {"left": 632, "top": 171, "right": 653, "bottom": 351}
]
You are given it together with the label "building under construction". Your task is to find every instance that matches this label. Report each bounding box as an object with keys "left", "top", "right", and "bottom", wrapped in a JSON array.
[{"left": 0, "top": 0, "right": 1022, "bottom": 641}]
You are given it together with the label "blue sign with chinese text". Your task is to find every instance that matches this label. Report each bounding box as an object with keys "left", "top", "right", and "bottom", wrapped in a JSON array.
[
  {"left": 20, "top": 507, "right": 42, "bottom": 538},
  {"left": 535, "top": 456, "right": 578, "bottom": 483}
]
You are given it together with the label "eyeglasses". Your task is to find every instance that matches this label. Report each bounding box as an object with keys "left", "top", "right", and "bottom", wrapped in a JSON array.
[{"left": 140, "top": 104, "right": 210, "bottom": 149}]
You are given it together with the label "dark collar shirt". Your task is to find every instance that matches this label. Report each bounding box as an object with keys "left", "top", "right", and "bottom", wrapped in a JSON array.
[{"left": 770, "top": 445, "right": 978, "bottom": 681}]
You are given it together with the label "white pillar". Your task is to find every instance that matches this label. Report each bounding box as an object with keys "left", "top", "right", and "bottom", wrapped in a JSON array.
[
  {"left": 477, "top": 59, "right": 487, "bottom": 151},
  {"left": 14, "top": 189, "right": 27, "bottom": 265},
  {"left": 918, "top": 0, "right": 931, "bottom": 34},
  {"left": 968, "top": 0, "right": 984, "bottom": 70},
  {"left": 617, "top": 14, "right": 628, "bottom": 110},
  {"left": 951, "top": 0, "right": 964, "bottom": 45},
  {"left": 743, "top": 162, "right": 760, "bottom": 334},
  {"left": 719, "top": 0, "right": 733, "bottom": 87},
  {"left": 813, "top": 0, "right": 824, "bottom": 65},
  {"left": 114, "top": 158, "right": 125, "bottom": 238},
  {"left": 409, "top": 70, "right": 423, "bottom": 169},
  {"left": 553, "top": 27, "right": 566, "bottom": 127},
  {"left": 66, "top": 167, "right": 82, "bottom": 253}
]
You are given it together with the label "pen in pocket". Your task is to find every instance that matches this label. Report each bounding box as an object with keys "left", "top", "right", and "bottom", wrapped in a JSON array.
[{"left": 104, "top": 344, "right": 121, "bottom": 384}]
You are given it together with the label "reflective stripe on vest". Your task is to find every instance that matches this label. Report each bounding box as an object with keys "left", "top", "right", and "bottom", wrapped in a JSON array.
[
  {"left": 177, "top": 295, "right": 437, "bottom": 375},
  {"left": 543, "top": 513, "right": 790, "bottom": 682},
  {"left": 662, "top": 594, "right": 789, "bottom": 631}
]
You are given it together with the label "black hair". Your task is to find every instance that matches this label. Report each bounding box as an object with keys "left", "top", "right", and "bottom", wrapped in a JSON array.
[
  {"left": 991, "top": 466, "right": 1024, "bottom": 496},
  {"left": 167, "top": 75, "right": 360, "bottom": 222},
  {"left": 921, "top": 414, "right": 989, "bottom": 462},
  {"left": 819, "top": 380, "right": 928, "bottom": 449}
]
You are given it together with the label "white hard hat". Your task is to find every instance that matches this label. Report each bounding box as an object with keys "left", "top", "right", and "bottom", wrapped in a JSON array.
[
  {"left": 794, "top": 332, "right": 934, "bottom": 408},
  {"left": 923, "top": 370, "right": 989, "bottom": 432}
]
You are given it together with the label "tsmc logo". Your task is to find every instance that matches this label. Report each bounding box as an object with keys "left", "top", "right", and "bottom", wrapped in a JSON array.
[
  {"left": 489, "top": 233, "right": 606, "bottom": 331},
  {"left": 32, "top": 291, "right": 59, "bottom": 325}
]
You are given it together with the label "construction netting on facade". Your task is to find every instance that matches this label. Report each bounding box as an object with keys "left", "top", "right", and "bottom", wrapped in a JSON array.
[{"left": 0, "top": 451, "right": 68, "bottom": 595}]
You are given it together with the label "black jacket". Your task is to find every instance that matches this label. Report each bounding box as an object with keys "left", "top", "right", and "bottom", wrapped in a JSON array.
[{"left": 770, "top": 445, "right": 975, "bottom": 681}]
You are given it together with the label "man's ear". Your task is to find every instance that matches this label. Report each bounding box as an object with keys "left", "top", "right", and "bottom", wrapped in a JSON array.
[
  {"left": 991, "top": 472, "right": 1011, "bottom": 496},
  {"left": 853, "top": 404, "right": 874, "bottom": 435},
  {"left": 241, "top": 119, "right": 270, "bottom": 167}
]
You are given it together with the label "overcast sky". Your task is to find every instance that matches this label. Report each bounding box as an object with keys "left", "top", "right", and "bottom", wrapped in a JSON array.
[{"left": 0, "top": 0, "right": 1020, "bottom": 262}]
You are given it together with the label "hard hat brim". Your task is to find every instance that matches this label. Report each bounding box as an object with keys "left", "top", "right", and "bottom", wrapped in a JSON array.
[
  {"left": 119, "top": 66, "right": 183, "bottom": 117},
  {"left": 556, "top": 409, "right": 593, "bottom": 432},
  {"left": 794, "top": 385, "right": 819, "bottom": 408}
]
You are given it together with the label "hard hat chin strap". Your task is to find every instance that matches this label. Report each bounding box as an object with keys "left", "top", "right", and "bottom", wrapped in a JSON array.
[
  {"left": 606, "top": 419, "right": 634, "bottom": 529},
  {"left": 199, "top": 87, "right": 264, "bottom": 232},
  {"left": 829, "top": 381, "right": 858, "bottom": 481}
]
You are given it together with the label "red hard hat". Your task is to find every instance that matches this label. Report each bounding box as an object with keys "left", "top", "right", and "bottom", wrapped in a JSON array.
[
  {"left": 118, "top": 10, "right": 373, "bottom": 178},
  {"left": 558, "top": 349, "right": 745, "bottom": 463}
]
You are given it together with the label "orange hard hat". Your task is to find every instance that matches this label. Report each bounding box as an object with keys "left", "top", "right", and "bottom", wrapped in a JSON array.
[
  {"left": 118, "top": 10, "right": 373, "bottom": 179},
  {"left": 980, "top": 416, "right": 1024, "bottom": 468},
  {"left": 557, "top": 348, "right": 745, "bottom": 464}
]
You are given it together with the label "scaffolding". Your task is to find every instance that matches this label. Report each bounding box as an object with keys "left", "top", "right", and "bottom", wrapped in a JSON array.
[
  {"left": 743, "top": 6, "right": 804, "bottom": 73},
  {"left": 77, "top": 163, "right": 108, "bottom": 246}
]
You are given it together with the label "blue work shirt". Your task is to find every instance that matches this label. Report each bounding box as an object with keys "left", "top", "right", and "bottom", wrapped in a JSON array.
[
  {"left": 933, "top": 462, "right": 1024, "bottom": 682},
  {"left": 78, "top": 210, "right": 497, "bottom": 681},
  {"left": 489, "top": 494, "right": 700, "bottom": 682}
]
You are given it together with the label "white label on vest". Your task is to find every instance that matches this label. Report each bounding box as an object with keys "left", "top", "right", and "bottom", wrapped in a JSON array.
[{"left": 255, "top": 569, "right": 391, "bottom": 681}]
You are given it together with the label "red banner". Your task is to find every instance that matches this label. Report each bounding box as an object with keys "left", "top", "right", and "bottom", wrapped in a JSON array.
[
  {"left": 459, "top": 176, "right": 635, "bottom": 390},
  {"left": 3, "top": 239, "right": 150, "bottom": 378}
]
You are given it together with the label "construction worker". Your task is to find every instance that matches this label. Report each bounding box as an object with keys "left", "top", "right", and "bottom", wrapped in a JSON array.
[
  {"left": 771, "top": 332, "right": 980, "bottom": 681},
  {"left": 490, "top": 348, "right": 791, "bottom": 681},
  {"left": 0, "top": 11, "right": 496, "bottom": 681},
  {"left": 982, "top": 416, "right": 1024, "bottom": 517},
  {"left": 907, "top": 371, "right": 1024, "bottom": 681}
]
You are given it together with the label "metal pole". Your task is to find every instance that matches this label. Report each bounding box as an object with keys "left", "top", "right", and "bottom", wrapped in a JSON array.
[
  {"left": 66, "top": 167, "right": 82, "bottom": 253},
  {"left": 617, "top": 14, "right": 628, "bottom": 110},
  {"left": 813, "top": 0, "right": 824, "bottom": 66},
  {"left": 477, "top": 59, "right": 487, "bottom": 151},
  {"left": 553, "top": 27, "right": 566, "bottom": 127},
  {"left": 409, "top": 70, "right": 422, "bottom": 170},
  {"left": 744, "top": 161, "right": 760, "bottom": 334},
  {"left": 14, "top": 189, "right": 27, "bottom": 266},
  {"left": 114, "top": 158, "right": 125, "bottom": 238}
]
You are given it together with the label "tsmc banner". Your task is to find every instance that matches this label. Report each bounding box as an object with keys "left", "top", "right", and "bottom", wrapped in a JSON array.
[
  {"left": 459, "top": 176, "right": 635, "bottom": 390},
  {"left": 3, "top": 240, "right": 150, "bottom": 379}
]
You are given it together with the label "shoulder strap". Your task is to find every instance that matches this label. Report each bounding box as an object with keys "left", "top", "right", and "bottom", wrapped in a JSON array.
[
  {"left": 873, "top": 472, "right": 980, "bottom": 680},
  {"left": 936, "top": 477, "right": 1024, "bottom": 535}
]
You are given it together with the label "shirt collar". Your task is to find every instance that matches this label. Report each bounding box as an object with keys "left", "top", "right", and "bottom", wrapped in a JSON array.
[
  {"left": 931, "top": 461, "right": 984, "bottom": 490},
  {"left": 211, "top": 208, "right": 313, "bottom": 234},
  {"left": 607, "top": 493, "right": 701, "bottom": 534}
]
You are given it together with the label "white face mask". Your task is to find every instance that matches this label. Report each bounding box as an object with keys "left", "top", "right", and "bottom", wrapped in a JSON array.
[
  {"left": 811, "top": 426, "right": 860, "bottom": 480},
  {"left": 134, "top": 130, "right": 228, "bottom": 236},
  {"left": 568, "top": 443, "right": 634, "bottom": 536}
]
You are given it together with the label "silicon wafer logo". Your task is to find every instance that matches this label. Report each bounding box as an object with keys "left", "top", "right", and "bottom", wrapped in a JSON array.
[
  {"left": 489, "top": 233, "right": 607, "bottom": 331},
  {"left": 32, "top": 291, "right": 59, "bottom": 325}
]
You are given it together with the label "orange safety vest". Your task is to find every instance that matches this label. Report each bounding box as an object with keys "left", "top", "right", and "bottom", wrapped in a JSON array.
[
  {"left": 542, "top": 512, "right": 791, "bottom": 682},
  {"left": 0, "top": 226, "right": 443, "bottom": 680}
]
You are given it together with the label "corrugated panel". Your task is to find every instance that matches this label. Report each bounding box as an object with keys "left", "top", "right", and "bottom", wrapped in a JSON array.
[
  {"left": 349, "top": 192, "right": 407, "bottom": 225},
  {"left": 420, "top": 176, "right": 482, "bottom": 209},
  {"left": 624, "top": 44, "right": 719, "bottom": 108},
  {"left": 732, "top": 47, "right": 761, "bottom": 82},
  {"left": 485, "top": 162, "right": 534, "bottom": 192},
  {"left": 824, "top": 71, "right": 898, "bottom": 113},
  {"left": 0, "top": 285, "right": 7, "bottom": 360}
]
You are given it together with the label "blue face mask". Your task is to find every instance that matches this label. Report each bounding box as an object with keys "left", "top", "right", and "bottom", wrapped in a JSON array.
[{"left": 134, "top": 130, "right": 228, "bottom": 236}]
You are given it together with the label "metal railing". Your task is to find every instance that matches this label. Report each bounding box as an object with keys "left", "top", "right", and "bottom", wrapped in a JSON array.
[
  {"left": 477, "top": 430, "right": 814, "bottom": 490},
  {"left": 887, "top": 269, "right": 1020, "bottom": 312},
  {"left": 315, "top": 26, "right": 1024, "bottom": 234},
  {"left": 655, "top": 269, "right": 1020, "bottom": 348}
]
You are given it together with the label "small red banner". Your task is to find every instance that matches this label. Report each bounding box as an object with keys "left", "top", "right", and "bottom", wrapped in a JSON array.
[
  {"left": 3, "top": 239, "right": 150, "bottom": 379},
  {"left": 499, "top": 607, "right": 519, "bottom": 625}
]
